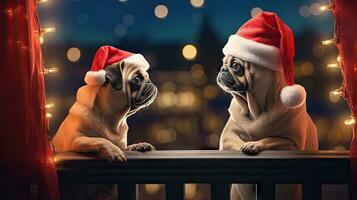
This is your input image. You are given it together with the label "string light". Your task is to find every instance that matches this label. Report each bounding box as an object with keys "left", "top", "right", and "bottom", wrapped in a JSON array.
[
  {"left": 41, "top": 27, "right": 56, "bottom": 34},
  {"left": 327, "top": 63, "right": 340, "bottom": 69},
  {"left": 330, "top": 88, "right": 344, "bottom": 96},
  {"left": 39, "top": 36, "right": 44, "bottom": 44},
  {"left": 46, "top": 113, "right": 52, "bottom": 118},
  {"left": 319, "top": 5, "right": 331, "bottom": 12},
  {"left": 45, "top": 103, "right": 55, "bottom": 109},
  {"left": 344, "top": 116, "right": 355, "bottom": 125},
  {"left": 54, "top": 156, "right": 57, "bottom": 162},
  {"left": 322, "top": 38, "right": 335, "bottom": 46},
  {"left": 42, "top": 66, "right": 58, "bottom": 74}
]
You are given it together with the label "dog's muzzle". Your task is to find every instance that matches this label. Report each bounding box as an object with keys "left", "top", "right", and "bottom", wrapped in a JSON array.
[
  {"left": 131, "top": 81, "right": 158, "bottom": 109},
  {"left": 217, "top": 65, "right": 247, "bottom": 94}
]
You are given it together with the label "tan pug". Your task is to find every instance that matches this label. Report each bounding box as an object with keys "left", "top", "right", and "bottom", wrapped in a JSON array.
[
  {"left": 53, "top": 61, "right": 158, "bottom": 161},
  {"left": 216, "top": 12, "right": 318, "bottom": 200},
  {"left": 217, "top": 55, "right": 318, "bottom": 200}
]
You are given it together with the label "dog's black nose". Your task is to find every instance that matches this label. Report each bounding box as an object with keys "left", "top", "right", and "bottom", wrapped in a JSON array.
[{"left": 221, "top": 66, "right": 228, "bottom": 72}]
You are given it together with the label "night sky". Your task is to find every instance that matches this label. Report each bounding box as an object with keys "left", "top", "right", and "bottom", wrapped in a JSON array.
[{"left": 38, "top": 0, "right": 334, "bottom": 45}]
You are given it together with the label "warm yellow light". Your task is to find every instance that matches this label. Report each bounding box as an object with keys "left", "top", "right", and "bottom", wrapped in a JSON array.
[
  {"left": 182, "top": 44, "right": 197, "bottom": 60},
  {"left": 176, "top": 92, "right": 195, "bottom": 107},
  {"left": 145, "top": 184, "right": 161, "bottom": 195},
  {"left": 322, "top": 39, "right": 335, "bottom": 46},
  {"left": 330, "top": 88, "right": 343, "bottom": 96},
  {"left": 155, "top": 129, "right": 177, "bottom": 144},
  {"left": 191, "top": 64, "right": 205, "bottom": 78},
  {"left": 327, "top": 63, "right": 340, "bottom": 69},
  {"left": 43, "top": 67, "right": 58, "bottom": 74},
  {"left": 185, "top": 184, "right": 197, "bottom": 199},
  {"left": 203, "top": 85, "right": 219, "bottom": 99},
  {"left": 319, "top": 5, "right": 330, "bottom": 11},
  {"left": 41, "top": 27, "right": 56, "bottom": 34},
  {"left": 67, "top": 47, "right": 81, "bottom": 62},
  {"left": 337, "top": 55, "right": 342, "bottom": 62},
  {"left": 37, "top": 0, "right": 48, "bottom": 3},
  {"left": 344, "top": 117, "right": 355, "bottom": 125},
  {"left": 190, "top": 0, "right": 204, "bottom": 8},
  {"left": 300, "top": 62, "right": 314, "bottom": 76},
  {"left": 39, "top": 36, "right": 44, "bottom": 44},
  {"left": 46, "top": 113, "right": 52, "bottom": 118},
  {"left": 54, "top": 156, "right": 57, "bottom": 162},
  {"left": 157, "top": 92, "right": 177, "bottom": 107},
  {"left": 154, "top": 5, "right": 168, "bottom": 19},
  {"left": 45, "top": 103, "right": 55, "bottom": 109},
  {"left": 329, "top": 93, "right": 340, "bottom": 103}
]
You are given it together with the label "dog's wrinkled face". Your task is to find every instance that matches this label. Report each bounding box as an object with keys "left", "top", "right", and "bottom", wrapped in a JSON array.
[
  {"left": 217, "top": 56, "right": 249, "bottom": 94},
  {"left": 104, "top": 62, "right": 158, "bottom": 114}
]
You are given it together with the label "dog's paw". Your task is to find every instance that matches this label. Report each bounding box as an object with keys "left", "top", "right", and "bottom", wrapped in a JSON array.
[
  {"left": 97, "top": 143, "right": 127, "bottom": 163},
  {"left": 126, "top": 142, "right": 156, "bottom": 152},
  {"left": 241, "top": 141, "right": 265, "bottom": 155}
]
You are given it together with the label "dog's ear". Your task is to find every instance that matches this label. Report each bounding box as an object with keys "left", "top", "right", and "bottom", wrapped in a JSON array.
[{"left": 105, "top": 62, "right": 124, "bottom": 90}]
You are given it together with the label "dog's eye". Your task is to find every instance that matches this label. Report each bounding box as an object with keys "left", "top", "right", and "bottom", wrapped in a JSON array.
[
  {"left": 231, "top": 62, "right": 244, "bottom": 77},
  {"left": 132, "top": 75, "right": 142, "bottom": 85}
]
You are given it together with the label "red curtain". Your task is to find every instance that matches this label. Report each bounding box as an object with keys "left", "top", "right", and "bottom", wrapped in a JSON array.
[
  {"left": 332, "top": 0, "right": 357, "bottom": 199},
  {"left": 0, "top": 0, "right": 59, "bottom": 199}
]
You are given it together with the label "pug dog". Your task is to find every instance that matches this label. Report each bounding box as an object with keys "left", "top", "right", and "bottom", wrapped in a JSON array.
[
  {"left": 217, "top": 12, "right": 318, "bottom": 200},
  {"left": 53, "top": 62, "right": 157, "bottom": 161},
  {"left": 53, "top": 46, "right": 158, "bottom": 199}
]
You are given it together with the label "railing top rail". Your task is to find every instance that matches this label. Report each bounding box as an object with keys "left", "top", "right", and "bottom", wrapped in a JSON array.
[
  {"left": 56, "top": 150, "right": 351, "bottom": 184},
  {"left": 56, "top": 150, "right": 349, "bottom": 162}
]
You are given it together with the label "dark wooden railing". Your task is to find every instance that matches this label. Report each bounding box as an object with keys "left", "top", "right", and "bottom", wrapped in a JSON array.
[{"left": 56, "top": 150, "right": 351, "bottom": 200}]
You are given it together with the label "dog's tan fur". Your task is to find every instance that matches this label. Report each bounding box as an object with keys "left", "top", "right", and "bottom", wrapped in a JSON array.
[
  {"left": 218, "top": 56, "right": 318, "bottom": 200},
  {"left": 53, "top": 62, "right": 156, "bottom": 163},
  {"left": 53, "top": 62, "right": 157, "bottom": 199}
]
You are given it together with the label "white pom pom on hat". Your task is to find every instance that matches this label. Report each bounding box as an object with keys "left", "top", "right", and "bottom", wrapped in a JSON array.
[
  {"left": 222, "top": 11, "right": 306, "bottom": 108},
  {"left": 280, "top": 84, "right": 306, "bottom": 108},
  {"left": 84, "top": 45, "right": 150, "bottom": 86}
]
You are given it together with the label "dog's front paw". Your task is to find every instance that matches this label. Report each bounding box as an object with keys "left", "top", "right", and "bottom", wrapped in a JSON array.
[
  {"left": 97, "top": 143, "right": 127, "bottom": 163},
  {"left": 126, "top": 142, "right": 156, "bottom": 152},
  {"left": 241, "top": 141, "right": 265, "bottom": 155}
]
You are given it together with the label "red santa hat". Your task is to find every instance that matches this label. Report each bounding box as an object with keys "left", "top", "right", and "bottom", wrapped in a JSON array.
[
  {"left": 84, "top": 45, "right": 150, "bottom": 86},
  {"left": 223, "top": 12, "right": 306, "bottom": 108}
]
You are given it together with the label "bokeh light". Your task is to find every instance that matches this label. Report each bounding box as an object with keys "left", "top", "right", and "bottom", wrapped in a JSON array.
[
  {"left": 66, "top": 47, "right": 81, "bottom": 62},
  {"left": 310, "top": 3, "right": 322, "bottom": 15},
  {"left": 155, "top": 128, "right": 177, "bottom": 144},
  {"left": 114, "top": 24, "right": 127, "bottom": 37},
  {"left": 329, "top": 92, "right": 341, "bottom": 103},
  {"left": 203, "top": 85, "right": 219, "bottom": 99},
  {"left": 190, "top": 0, "right": 204, "bottom": 8},
  {"left": 154, "top": 5, "right": 168, "bottom": 19},
  {"left": 123, "top": 14, "right": 135, "bottom": 26},
  {"left": 182, "top": 44, "right": 197, "bottom": 60},
  {"left": 185, "top": 184, "right": 197, "bottom": 199},
  {"left": 299, "top": 5, "right": 311, "bottom": 17},
  {"left": 300, "top": 62, "right": 314, "bottom": 76},
  {"left": 191, "top": 64, "right": 205, "bottom": 78},
  {"left": 312, "top": 44, "right": 325, "bottom": 58},
  {"left": 145, "top": 184, "right": 161, "bottom": 195},
  {"left": 250, "top": 7, "right": 263, "bottom": 18}
]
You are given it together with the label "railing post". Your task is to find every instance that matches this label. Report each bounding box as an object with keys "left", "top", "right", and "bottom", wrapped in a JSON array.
[
  {"left": 302, "top": 183, "right": 321, "bottom": 200},
  {"left": 166, "top": 182, "right": 184, "bottom": 200},
  {"left": 118, "top": 183, "right": 137, "bottom": 200},
  {"left": 211, "top": 182, "right": 230, "bottom": 200},
  {"left": 256, "top": 182, "right": 275, "bottom": 200}
]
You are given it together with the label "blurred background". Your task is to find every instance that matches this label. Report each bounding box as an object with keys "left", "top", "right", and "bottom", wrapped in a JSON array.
[{"left": 38, "top": 0, "right": 350, "bottom": 199}]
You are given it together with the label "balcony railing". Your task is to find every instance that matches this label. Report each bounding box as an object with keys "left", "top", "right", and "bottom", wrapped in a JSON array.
[{"left": 56, "top": 150, "right": 351, "bottom": 200}]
